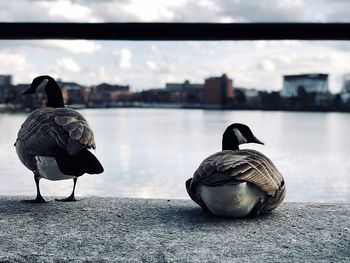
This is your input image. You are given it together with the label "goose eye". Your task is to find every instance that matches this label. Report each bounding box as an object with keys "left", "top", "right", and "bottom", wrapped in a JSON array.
[{"left": 233, "top": 128, "right": 247, "bottom": 144}]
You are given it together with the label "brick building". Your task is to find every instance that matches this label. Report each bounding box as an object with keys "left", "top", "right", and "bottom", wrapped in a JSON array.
[{"left": 202, "top": 74, "right": 234, "bottom": 105}]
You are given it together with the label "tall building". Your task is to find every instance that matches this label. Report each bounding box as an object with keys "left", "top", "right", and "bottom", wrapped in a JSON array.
[
  {"left": 340, "top": 73, "right": 350, "bottom": 104},
  {"left": 0, "top": 75, "right": 12, "bottom": 87},
  {"left": 281, "top": 74, "right": 328, "bottom": 97},
  {"left": 342, "top": 73, "right": 350, "bottom": 93},
  {"left": 202, "top": 74, "right": 234, "bottom": 104}
]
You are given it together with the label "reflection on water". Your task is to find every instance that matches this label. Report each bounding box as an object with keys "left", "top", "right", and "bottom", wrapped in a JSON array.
[{"left": 1, "top": 108, "right": 349, "bottom": 202}]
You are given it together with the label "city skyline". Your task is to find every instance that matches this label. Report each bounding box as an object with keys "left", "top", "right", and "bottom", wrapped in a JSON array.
[
  {"left": 0, "top": 70, "right": 342, "bottom": 95},
  {"left": 1, "top": 1, "right": 350, "bottom": 92},
  {"left": 2, "top": 71, "right": 348, "bottom": 113}
]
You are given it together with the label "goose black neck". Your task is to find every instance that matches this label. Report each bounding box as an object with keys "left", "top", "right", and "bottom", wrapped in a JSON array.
[
  {"left": 45, "top": 79, "right": 64, "bottom": 108},
  {"left": 222, "top": 134, "right": 239, "bottom": 151}
]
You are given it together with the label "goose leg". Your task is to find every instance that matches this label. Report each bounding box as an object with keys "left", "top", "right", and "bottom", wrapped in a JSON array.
[
  {"left": 22, "top": 173, "right": 46, "bottom": 203},
  {"left": 56, "top": 178, "right": 78, "bottom": 202}
]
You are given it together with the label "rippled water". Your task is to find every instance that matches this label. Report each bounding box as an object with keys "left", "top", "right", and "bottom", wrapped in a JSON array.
[{"left": 1, "top": 108, "right": 349, "bottom": 202}]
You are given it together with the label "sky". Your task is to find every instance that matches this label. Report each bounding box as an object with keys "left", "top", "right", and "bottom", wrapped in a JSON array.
[{"left": 1, "top": 0, "right": 350, "bottom": 92}]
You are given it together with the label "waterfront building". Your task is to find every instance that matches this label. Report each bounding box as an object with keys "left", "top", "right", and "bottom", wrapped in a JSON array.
[
  {"left": 281, "top": 74, "right": 329, "bottom": 97},
  {"left": 165, "top": 80, "right": 203, "bottom": 103},
  {"left": 165, "top": 80, "right": 203, "bottom": 91},
  {"left": 202, "top": 74, "right": 234, "bottom": 104},
  {"left": 57, "top": 80, "right": 84, "bottom": 104},
  {"left": 88, "top": 83, "right": 131, "bottom": 105},
  {"left": 340, "top": 73, "right": 350, "bottom": 104},
  {"left": 0, "top": 75, "right": 12, "bottom": 88},
  {"left": 0, "top": 75, "right": 13, "bottom": 103}
]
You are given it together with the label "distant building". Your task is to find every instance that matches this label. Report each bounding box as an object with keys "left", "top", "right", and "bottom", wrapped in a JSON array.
[
  {"left": 340, "top": 73, "right": 350, "bottom": 104},
  {"left": 242, "top": 88, "right": 260, "bottom": 105},
  {"left": 0, "top": 75, "right": 13, "bottom": 103},
  {"left": 234, "top": 87, "right": 260, "bottom": 106},
  {"left": 281, "top": 74, "right": 329, "bottom": 97},
  {"left": 342, "top": 73, "right": 350, "bottom": 93},
  {"left": 57, "top": 80, "right": 84, "bottom": 104},
  {"left": 88, "top": 83, "right": 131, "bottom": 105},
  {"left": 165, "top": 80, "right": 203, "bottom": 103},
  {"left": 0, "top": 75, "right": 12, "bottom": 88},
  {"left": 139, "top": 88, "right": 171, "bottom": 103},
  {"left": 202, "top": 74, "right": 234, "bottom": 104},
  {"left": 165, "top": 80, "right": 203, "bottom": 91}
]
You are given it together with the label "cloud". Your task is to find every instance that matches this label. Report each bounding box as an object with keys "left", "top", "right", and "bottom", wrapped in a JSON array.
[
  {"left": 0, "top": 52, "right": 27, "bottom": 67},
  {"left": 2, "top": 0, "right": 350, "bottom": 93},
  {"left": 114, "top": 49, "right": 132, "bottom": 69},
  {"left": 169, "top": 0, "right": 233, "bottom": 22},
  {"left": 145, "top": 60, "right": 157, "bottom": 71},
  {"left": 120, "top": 0, "right": 185, "bottom": 22},
  {"left": 218, "top": 0, "right": 308, "bottom": 22},
  {"left": 0, "top": 1, "right": 48, "bottom": 22},
  {"left": 41, "top": 40, "right": 101, "bottom": 54},
  {"left": 0, "top": 40, "right": 101, "bottom": 55},
  {"left": 85, "top": 66, "right": 122, "bottom": 84},
  {"left": 257, "top": 60, "right": 276, "bottom": 72},
  {"left": 148, "top": 45, "right": 181, "bottom": 74},
  {"left": 55, "top": 57, "right": 81, "bottom": 72},
  {"left": 1, "top": 0, "right": 350, "bottom": 23},
  {"left": 72, "top": 0, "right": 139, "bottom": 22},
  {"left": 38, "top": 0, "right": 101, "bottom": 22},
  {"left": 305, "top": 0, "right": 350, "bottom": 22},
  {"left": 0, "top": 0, "right": 134, "bottom": 22},
  {"left": 0, "top": 51, "right": 36, "bottom": 83}
]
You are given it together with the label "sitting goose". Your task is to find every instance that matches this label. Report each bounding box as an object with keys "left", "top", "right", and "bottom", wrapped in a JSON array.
[
  {"left": 15, "top": 75, "right": 104, "bottom": 203},
  {"left": 186, "top": 123, "right": 285, "bottom": 218}
]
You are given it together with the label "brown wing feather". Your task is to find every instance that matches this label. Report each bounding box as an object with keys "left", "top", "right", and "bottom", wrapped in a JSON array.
[
  {"left": 234, "top": 150, "right": 284, "bottom": 195},
  {"left": 193, "top": 149, "right": 285, "bottom": 201},
  {"left": 53, "top": 108, "right": 96, "bottom": 150},
  {"left": 17, "top": 107, "right": 96, "bottom": 158}
]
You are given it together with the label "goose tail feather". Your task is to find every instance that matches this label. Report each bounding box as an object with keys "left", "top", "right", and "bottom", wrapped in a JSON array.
[{"left": 55, "top": 149, "right": 104, "bottom": 176}]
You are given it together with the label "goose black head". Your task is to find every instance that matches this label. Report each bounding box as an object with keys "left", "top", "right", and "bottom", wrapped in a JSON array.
[
  {"left": 22, "top": 75, "right": 64, "bottom": 108},
  {"left": 222, "top": 123, "right": 264, "bottom": 150}
]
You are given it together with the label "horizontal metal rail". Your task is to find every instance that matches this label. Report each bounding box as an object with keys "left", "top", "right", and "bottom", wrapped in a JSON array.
[{"left": 0, "top": 22, "right": 350, "bottom": 40}]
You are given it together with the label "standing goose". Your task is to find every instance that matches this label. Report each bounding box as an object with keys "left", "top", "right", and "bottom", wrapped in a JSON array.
[
  {"left": 186, "top": 123, "right": 285, "bottom": 218},
  {"left": 15, "top": 75, "right": 104, "bottom": 203}
]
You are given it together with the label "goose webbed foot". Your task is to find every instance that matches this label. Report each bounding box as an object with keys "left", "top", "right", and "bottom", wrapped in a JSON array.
[
  {"left": 55, "top": 178, "right": 78, "bottom": 202},
  {"left": 22, "top": 194, "right": 47, "bottom": 204},
  {"left": 55, "top": 194, "right": 77, "bottom": 202},
  {"left": 23, "top": 173, "right": 47, "bottom": 203}
]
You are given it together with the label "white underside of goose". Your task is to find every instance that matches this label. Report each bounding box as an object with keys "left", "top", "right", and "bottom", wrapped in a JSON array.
[
  {"left": 197, "top": 182, "right": 267, "bottom": 218},
  {"left": 35, "top": 156, "right": 76, "bottom": 181}
]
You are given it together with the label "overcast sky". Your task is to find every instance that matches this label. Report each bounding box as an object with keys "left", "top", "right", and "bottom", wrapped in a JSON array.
[{"left": 1, "top": 0, "right": 350, "bottom": 92}]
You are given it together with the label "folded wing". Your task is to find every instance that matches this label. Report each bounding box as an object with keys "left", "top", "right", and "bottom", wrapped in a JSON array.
[
  {"left": 17, "top": 107, "right": 96, "bottom": 157},
  {"left": 190, "top": 149, "right": 286, "bottom": 212}
]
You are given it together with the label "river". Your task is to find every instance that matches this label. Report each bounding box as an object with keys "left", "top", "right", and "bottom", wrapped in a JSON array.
[{"left": 1, "top": 108, "right": 349, "bottom": 202}]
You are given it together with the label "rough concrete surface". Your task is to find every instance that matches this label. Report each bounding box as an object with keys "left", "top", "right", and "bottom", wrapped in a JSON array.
[{"left": 0, "top": 196, "right": 349, "bottom": 262}]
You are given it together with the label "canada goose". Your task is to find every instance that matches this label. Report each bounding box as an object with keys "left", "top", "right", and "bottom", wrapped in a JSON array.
[
  {"left": 15, "top": 75, "right": 104, "bottom": 203},
  {"left": 186, "top": 123, "right": 285, "bottom": 218}
]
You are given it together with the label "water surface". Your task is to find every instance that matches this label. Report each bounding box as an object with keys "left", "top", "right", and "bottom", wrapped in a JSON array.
[{"left": 1, "top": 108, "right": 349, "bottom": 202}]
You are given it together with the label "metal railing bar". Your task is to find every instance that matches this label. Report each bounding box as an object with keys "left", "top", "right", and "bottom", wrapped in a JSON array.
[{"left": 0, "top": 22, "right": 350, "bottom": 40}]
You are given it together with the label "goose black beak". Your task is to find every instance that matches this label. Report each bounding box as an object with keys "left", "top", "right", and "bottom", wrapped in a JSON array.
[
  {"left": 21, "top": 86, "right": 33, "bottom": 95},
  {"left": 251, "top": 136, "right": 264, "bottom": 145}
]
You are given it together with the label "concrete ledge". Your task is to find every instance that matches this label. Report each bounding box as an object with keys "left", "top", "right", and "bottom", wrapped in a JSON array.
[{"left": 0, "top": 196, "right": 349, "bottom": 262}]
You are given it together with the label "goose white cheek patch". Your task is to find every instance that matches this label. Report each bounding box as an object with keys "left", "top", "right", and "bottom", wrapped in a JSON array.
[{"left": 233, "top": 128, "right": 247, "bottom": 144}]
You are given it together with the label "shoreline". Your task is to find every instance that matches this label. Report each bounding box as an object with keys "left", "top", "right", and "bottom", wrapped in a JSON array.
[{"left": 2, "top": 102, "right": 350, "bottom": 114}]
